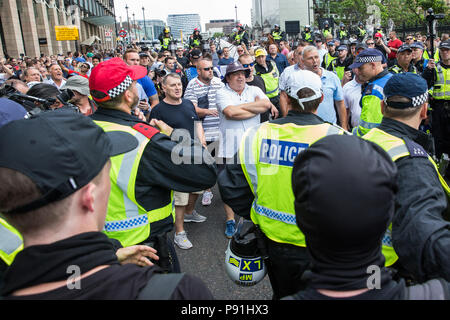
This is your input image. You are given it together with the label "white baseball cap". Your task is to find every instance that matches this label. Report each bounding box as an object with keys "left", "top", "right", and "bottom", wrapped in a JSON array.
[{"left": 285, "top": 70, "right": 323, "bottom": 109}]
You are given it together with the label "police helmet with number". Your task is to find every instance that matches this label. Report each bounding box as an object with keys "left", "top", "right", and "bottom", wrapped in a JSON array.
[{"left": 224, "top": 219, "right": 267, "bottom": 286}]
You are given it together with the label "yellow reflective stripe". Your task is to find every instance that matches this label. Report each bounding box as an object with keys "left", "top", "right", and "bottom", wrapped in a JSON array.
[
  {"left": 239, "top": 124, "right": 263, "bottom": 195},
  {"left": 0, "top": 219, "right": 23, "bottom": 265}
]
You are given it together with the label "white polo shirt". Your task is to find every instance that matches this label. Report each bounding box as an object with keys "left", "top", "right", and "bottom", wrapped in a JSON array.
[
  {"left": 343, "top": 78, "right": 362, "bottom": 129},
  {"left": 215, "top": 83, "right": 268, "bottom": 158}
]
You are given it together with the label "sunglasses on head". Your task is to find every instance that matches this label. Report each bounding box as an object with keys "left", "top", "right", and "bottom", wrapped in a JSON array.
[
  {"left": 202, "top": 67, "right": 213, "bottom": 71},
  {"left": 242, "top": 62, "right": 255, "bottom": 68}
]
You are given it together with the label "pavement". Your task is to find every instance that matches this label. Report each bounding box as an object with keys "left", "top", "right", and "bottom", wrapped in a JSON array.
[{"left": 169, "top": 184, "right": 273, "bottom": 300}]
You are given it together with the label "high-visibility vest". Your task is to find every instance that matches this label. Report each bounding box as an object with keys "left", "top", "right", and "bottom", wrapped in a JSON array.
[
  {"left": 363, "top": 128, "right": 450, "bottom": 266},
  {"left": 234, "top": 31, "right": 246, "bottom": 44},
  {"left": 94, "top": 121, "right": 174, "bottom": 247},
  {"left": 239, "top": 121, "right": 346, "bottom": 246},
  {"left": 331, "top": 60, "right": 345, "bottom": 81},
  {"left": 257, "top": 61, "right": 280, "bottom": 99},
  {"left": 192, "top": 38, "right": 201, "bottom": 47},
  {"left": 423, "top": 49, "right": 440, "bottom": 63},
  {"left": 162, "top": 36, "right": 172, "bottom": 50},
  {"left": 272, "top": 31, "right": 282, "bottom": 40},
  {"left": 0, "top": 218, "right": 23, "bottom": 266},
  {"left": 323, "top": 29, "right": 332, "bottom": 38},
  {"left": 358, "top": 28, "right": 366, "bottom": 38},
  {"left": 339, "top": 30, "right": 347, "bottom": 39},
  {"left": 356, "top": 72, "right": 393, "bottom": 137},
  {"left": 388, "top": 64, "right": 417, "bottom": 75},
  {"left": 432, "top": 62, "right": 450, "bottom": 100},
  {"left": 324, "top": 53, "right": 337, "bottom": 69},
  {"left": 304, "top": 32, "right": 312, "bottom": 42}
]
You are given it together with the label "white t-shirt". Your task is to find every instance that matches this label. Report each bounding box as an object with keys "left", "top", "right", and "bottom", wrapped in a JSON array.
[
  {"left": 279, "top": 63, "right": 303, "bottom": 91},
  {"left": 215, "top": 83, "right": 268, "bottom": 158},
  {"left": 343, "top": 78, "right": 362, "bottom": 129}
]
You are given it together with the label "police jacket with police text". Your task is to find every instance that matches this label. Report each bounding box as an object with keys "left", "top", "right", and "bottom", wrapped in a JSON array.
[
  {"left": 377, "top": 117, "right": 450, "bottom": 282},
  {"left": 91, "top": 108, "right": 217, "bottom": 238},
  {"left": 218, "top": 111, "right": 326, "bottom": 219}
]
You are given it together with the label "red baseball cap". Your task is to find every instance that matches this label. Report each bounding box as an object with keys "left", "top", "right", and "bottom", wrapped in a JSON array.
[
  {"left": 374, "top": 33, "right": 383, "bottom": 38},
  {"left": 89, "top": 57, "right": 148, "bottom": 102}
]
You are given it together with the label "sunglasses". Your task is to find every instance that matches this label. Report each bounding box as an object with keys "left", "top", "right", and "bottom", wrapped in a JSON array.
[
  {"left": 406, "top": 38, "right": 413, "bottom": 40},
  {"left": 367, "top": 42, "right": 375, "bottom": 45},
  {"left": 242, "top": 62, "right": 255, "bottom": 68},
  {"left": 202, "top": 67, "right": 213, "bottom": 71}
]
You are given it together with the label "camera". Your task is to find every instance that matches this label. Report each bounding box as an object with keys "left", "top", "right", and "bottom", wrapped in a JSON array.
[{"left": 154, "top": 69, "right": 167, "bottom": 78}]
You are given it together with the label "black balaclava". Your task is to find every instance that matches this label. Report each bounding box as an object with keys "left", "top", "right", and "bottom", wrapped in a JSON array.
[{"left": 291, "top": 135, "right": 398, "bottom": 291}]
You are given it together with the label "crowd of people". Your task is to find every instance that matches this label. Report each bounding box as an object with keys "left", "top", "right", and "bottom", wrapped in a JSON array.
[{"left": 0, "top": 21, "right": 449, "bottom": 301}]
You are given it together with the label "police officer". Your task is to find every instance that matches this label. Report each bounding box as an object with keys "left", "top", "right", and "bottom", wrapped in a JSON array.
[
  {"left": 322, "top": 20, "right": 332, "bottom": 39},
  {"left": 410, "top": 42, "right": 428, "bottom": 73},
  {"left": 189, "top": 28, "right": 202, "bottom": 49},
  {"left": 321, "top": 41, "right": 338, "bottom": 69},
  {"left": 363, "top": 73, "right": 450, "bottom": 282},
  {"left": 350, "top": 49, "right": 393, "bottom": 136},
  {"left": 271, "top": 24, "right": 286, "bottom": 44},
  {"left": 285, "top": 134, "right": 450, "bottom": 300},
  {"left": 423, "top": 39, "right": 450, "bottom": 181},
  {"left": 327, "top": 45, "right": 352, "bottom": 82},
  {"left": 233, "top": 24, "right": 249, "bottom": 47},
  {"left": 89, "top": 58, "right": 217, "bottom": 272},
  {"left": 254, "top": 48, "right": 281, "bottom": 113},
  {"left": 388, "top": 45, "right": 417, "bottom": 74},
  {"left": 158, "top": 27, "right": 174, "bottom": 52},
  {"left": 302, "top": 25, "right": 314, "bottom": 44},
  {"left": 218, "top": 70, "right": 347, "bottom": 299},
  {"left": 338, "top": 23, "right": 348, "bottom": 41},
  {"left": 357, "top": 22, "right": 367, "bottom": 42}
]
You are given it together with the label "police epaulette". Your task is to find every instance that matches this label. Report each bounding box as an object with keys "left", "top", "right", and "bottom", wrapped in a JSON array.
[
  {"left": 403, "top": 138, "right": 428, "bottom": 158},
  {"left": 132, "top": 123, "right": 160, "bottom": 140}
]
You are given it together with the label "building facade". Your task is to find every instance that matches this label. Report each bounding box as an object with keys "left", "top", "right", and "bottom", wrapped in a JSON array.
[
  {"left": 251, "top": 0, "right": 313, "bottom": 34},
  {"left": 205, "top": 19, "right": 235, "bottom": 36},
  {"left": 0, "top": 0, "right": 116, "bottom": 58},
  {"left": 136, "top": 19, "right": 165, "bottom": 41},
  {"left": 167, "top": 14, "right": 201, "bottom": 40}
]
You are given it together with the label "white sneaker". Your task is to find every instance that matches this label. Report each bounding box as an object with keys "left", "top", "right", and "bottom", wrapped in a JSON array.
[
  {"left": 184, "top": 210, "right": 207, "bottom": 223},
  {"left": 174, "top": 231, "right": 193, "bottom": 250},
  {"left": 202, "top": 191, "right": 213, "bottom": 206}
]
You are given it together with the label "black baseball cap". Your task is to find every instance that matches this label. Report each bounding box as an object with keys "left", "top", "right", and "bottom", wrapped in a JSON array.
[{"left": 0, "top": 110, "right": 138, "bottom": 214}]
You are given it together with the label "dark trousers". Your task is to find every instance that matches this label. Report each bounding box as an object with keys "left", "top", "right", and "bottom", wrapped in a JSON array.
[
  {"left": 264, "top": 236, "right": 311, "bottom": 299},
  {"left": 431, "top": 100, "right": 450, "bottom": 180}
]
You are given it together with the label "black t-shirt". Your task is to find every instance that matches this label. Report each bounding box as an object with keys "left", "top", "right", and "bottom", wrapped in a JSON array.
[
  {"left": 150, "top": 98, "right": 200, "bottom": 139},
  {"left": 177, "top": 56, "right": 189, "bottom": 69}
]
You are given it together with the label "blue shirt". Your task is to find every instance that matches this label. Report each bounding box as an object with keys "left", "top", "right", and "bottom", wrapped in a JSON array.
[
  {"left": 317, "top": 68, "right": 344, "bottom": 124},
  {"left": 218, "top": 57, "right": 234, "bottom": 66},
  {"left": 137, "top": 76, "right": 157, "bottom": 98},
  {"left": 266, "top": 53, "right": 289, "bottom": 74},
  {"left": 185, "top": 67, "right": 198, "bottom": 83}
]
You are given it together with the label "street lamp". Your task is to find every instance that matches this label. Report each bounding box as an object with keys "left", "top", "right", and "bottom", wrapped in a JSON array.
[
  {"left": 125, "top": 5, "right": 130, "bottom": 44},
  {"left": 142, "top": 7, "right": 148, "bottom": 40},
  {"left": 235, "top": 5, "right": 238, "bottom": 23},
  {"left": 132, "top": 13, "right": 136, "bottom": 41}
]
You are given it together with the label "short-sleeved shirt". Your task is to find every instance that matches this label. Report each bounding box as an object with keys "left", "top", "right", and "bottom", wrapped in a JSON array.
[
  {"left": 137, "top": 75, "right": 157, "bottom": 98},
  {"left": 150, "top": 98, "right": 200, "bottom": 139},
  {"left": 317, "top": 68, "right": 344, "bottom": 124},
  {"left": 343, "top": 78, "right": 362, "bottom": 129},
  {"left": 183, "top": 77, "right": 224, "bottom": 142},
  {"left": 388, "top": 38, "right": 403, "bottom": 60},
  {"left": 215, "top": 84, "right": 269, "bottom": 158}
]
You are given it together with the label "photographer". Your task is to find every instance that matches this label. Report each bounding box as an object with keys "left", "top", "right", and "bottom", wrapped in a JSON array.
[{"left": 61, "top": 75, "right": 97, "bottom": 116}]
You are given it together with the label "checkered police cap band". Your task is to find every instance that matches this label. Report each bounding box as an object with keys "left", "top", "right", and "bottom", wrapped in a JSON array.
[
  {"left": 355, "top": 55, "right": 382, "bottom": 64},
  {"left": 411, "top": 91, "right": 428, "bottom": 107},
  {"left": 385, "top": 91, "right": 428, "bottom": 109},
  {"left": 107, "top": 75, "right": 133, "bottom": 99}
]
